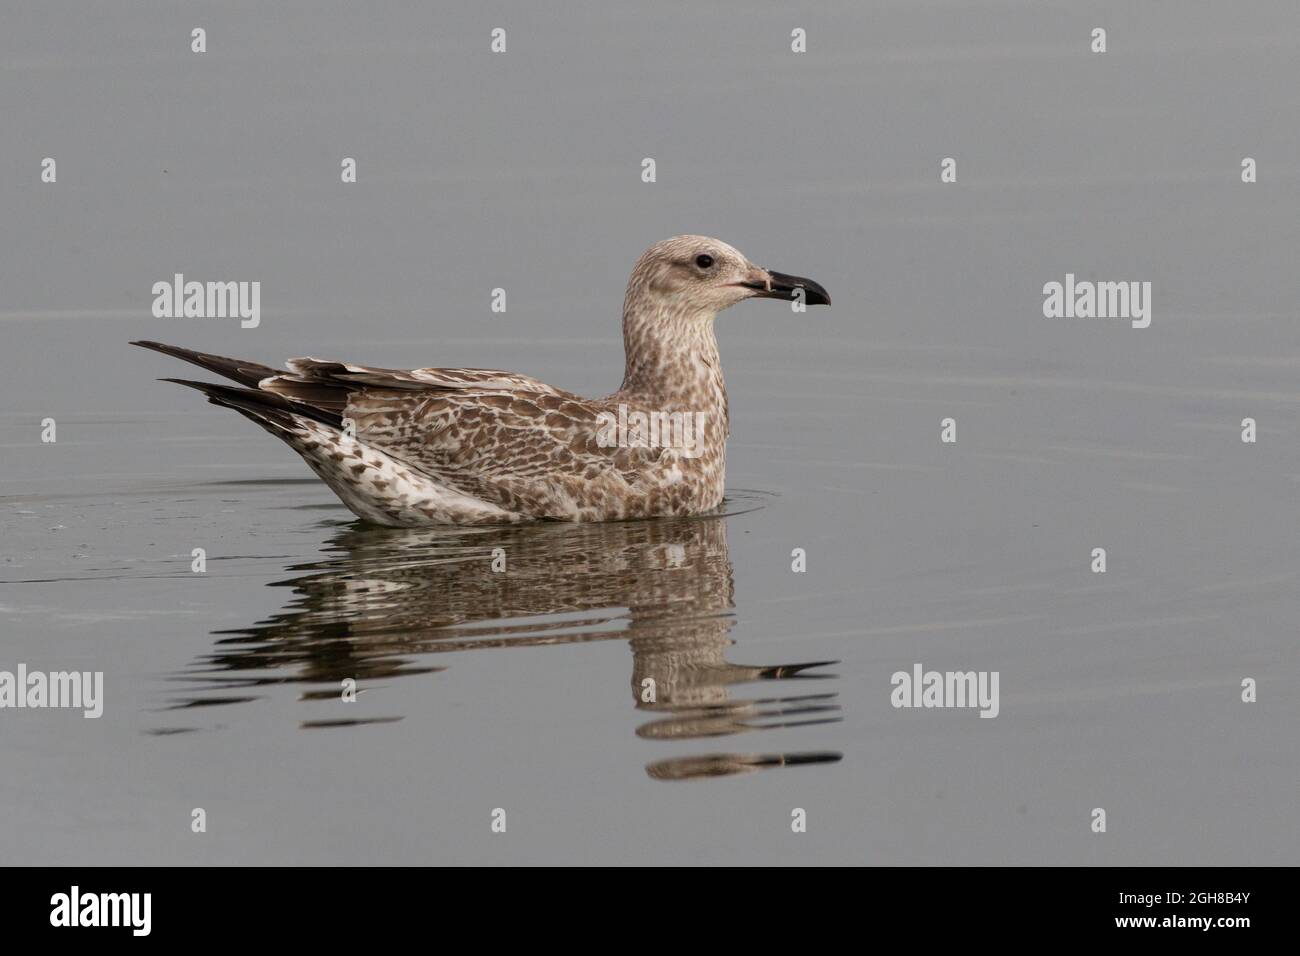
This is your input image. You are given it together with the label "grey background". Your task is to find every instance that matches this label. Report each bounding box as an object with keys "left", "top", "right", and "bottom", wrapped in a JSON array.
[{"left": 1, "top": 0, "right": 1298, "bottom": 864}]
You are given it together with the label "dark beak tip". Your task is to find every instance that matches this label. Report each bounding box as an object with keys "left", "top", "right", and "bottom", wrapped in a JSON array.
[
  {"left": 803, "top": 279, "right": 832, "bottom": 307},
  {"left": 762, "top": 269, "right": 831, "bottom": 307},
  {"left": 794, "top": 284, "right": 831, "bottom": 307}
]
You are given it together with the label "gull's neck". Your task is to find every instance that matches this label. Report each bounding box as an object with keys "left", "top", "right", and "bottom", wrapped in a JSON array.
[{"left": 616, "top": 302, "right": 727, "bottom": 416}]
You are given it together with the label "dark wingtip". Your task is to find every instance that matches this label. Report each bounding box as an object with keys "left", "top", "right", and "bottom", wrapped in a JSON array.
[
  {"left": 758, "top": 660, "right": 840, "bottom": 679},
  {"left": 158, "top": 377, "right": 221, "bottom": 394},
  {"left": 778, "top": 751, "right": 844, "bottom": 767},
  {"left": 133, "top": 339, "right": 186, "bottom": 358},
  {"left": 156, "top": 376, "right": 342, "bottom": 429}
]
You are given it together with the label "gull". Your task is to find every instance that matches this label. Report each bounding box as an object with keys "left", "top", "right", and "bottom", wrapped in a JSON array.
[{"left": 133, "top": 235, "right": 830, "bottom": 526}]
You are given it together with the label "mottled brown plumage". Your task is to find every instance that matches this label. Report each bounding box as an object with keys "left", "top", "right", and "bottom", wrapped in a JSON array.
[{"left": 134, "top": 235, "right": 829, "bottom": 526}]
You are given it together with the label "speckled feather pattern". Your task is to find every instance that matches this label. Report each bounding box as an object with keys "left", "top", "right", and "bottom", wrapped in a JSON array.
[{"left": 138, "top": 236, "right": 805, "bottom": 527}]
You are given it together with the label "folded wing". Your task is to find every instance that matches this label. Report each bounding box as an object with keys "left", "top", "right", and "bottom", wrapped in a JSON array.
[{"left": 270, "top": 358, "right": 663, "bottom": 516}]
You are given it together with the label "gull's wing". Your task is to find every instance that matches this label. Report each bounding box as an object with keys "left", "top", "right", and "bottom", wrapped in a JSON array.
[
  {"left": 131, "top": 343, "right": 667, "bottom": 518},
  {"left": 280, "top": 357, "right": 568, "bottom": 395},
  {"left": 265, "top": 358, "right": 666, "bottom": 516}
]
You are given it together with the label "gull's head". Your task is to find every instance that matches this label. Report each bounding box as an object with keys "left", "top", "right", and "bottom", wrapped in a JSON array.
[{"left": 625, "top": 235, "right": 831, "bottom": 320}]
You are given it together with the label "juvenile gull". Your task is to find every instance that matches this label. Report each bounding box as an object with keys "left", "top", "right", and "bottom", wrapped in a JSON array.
[{"left": 133, "top": 236, "right": 830, "bottom": 526}]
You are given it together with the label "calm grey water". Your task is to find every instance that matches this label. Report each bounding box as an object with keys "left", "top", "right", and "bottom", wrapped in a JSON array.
[{"left": 2, "top": 2, "right": 1298, "bottom": 864}]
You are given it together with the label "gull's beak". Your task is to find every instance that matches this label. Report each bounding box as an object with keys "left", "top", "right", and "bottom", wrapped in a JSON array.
[{"left": 742, "top": 268, "right": 832, "bottom": 306}]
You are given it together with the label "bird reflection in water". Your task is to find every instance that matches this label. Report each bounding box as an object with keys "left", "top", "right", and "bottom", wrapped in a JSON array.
[{"left": 170, "top": 498, "right": 842, "bottom": 780}]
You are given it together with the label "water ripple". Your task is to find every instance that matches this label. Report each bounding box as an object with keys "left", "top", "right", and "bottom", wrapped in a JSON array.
[{"left": 166, "top": 493, "right": 842, "bottom": 780}]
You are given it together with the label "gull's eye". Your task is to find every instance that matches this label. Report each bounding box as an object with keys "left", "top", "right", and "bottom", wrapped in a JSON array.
[{"left": 694, "top": 254, "right": 715, "bottom": 270}]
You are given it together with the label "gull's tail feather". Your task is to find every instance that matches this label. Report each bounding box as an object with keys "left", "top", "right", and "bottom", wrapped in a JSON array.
[
  {"left": 142, "top": 350, "right": 525, "bottom": 526},
  {"left": 160, "top": 377, "right": 344, "bottom": 431},
  {"left": 136, "top": 338, "right": 353, "bottom": 424},
  {"left": 131, "top": 340, "right": 277, "bottom": 389},
  {"left": 157, "top": 378, "right": 514, "bottom": 527}
]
